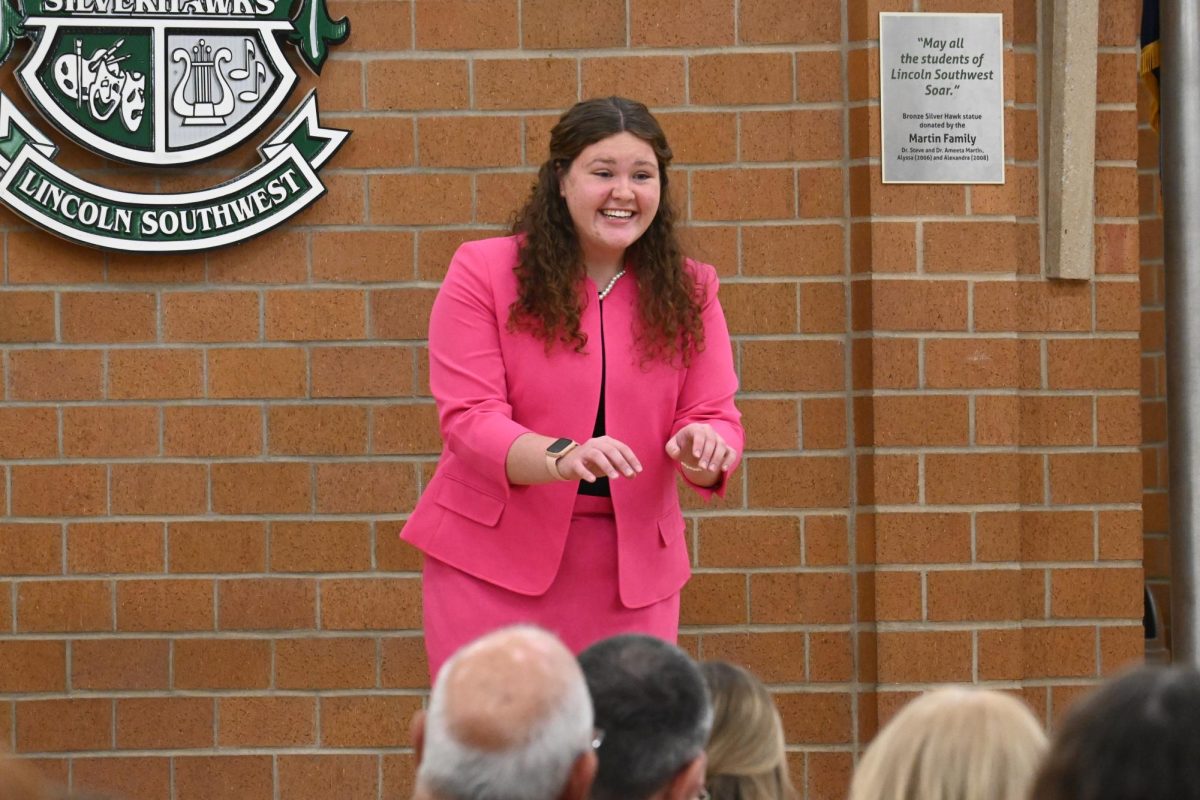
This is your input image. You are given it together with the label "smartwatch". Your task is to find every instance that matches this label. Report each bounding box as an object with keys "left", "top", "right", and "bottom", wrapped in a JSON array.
[{"left": 545, "top": 438, "right": 579, "bottom": 480}]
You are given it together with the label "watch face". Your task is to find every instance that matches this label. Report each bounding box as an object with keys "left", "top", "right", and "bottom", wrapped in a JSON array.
[{"left": 547, "top": 437, "right": 574, "bottom": 455}]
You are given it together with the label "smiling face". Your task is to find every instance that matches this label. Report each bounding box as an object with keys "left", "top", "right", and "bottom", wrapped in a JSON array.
[{"left": 558, "top": 131, "right": 662, "bottom": 272}]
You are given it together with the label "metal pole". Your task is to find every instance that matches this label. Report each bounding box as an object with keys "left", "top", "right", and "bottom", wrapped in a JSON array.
[{"left": 1162, "top": 0, "right": 1200, "bottom": 666}]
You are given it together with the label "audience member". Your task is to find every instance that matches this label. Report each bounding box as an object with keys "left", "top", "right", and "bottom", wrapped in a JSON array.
[
  {"left": 848, "top": 686, "right": 1046, "bottom": 800},
  {"left": 579, "top": 634, "right": 711, "bottom": 800},
  {"left": 411, "top": 625, "right": 597, "bottom": 800},
  {"left": 699, "top": 661, "right": 797, "bottom": 800},
  {"left": 1031, "top": 665, "right": 1200, "bottom": 800}
]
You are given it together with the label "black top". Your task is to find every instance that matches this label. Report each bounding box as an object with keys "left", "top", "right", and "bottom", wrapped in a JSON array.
[{"left": 577, "top": 296, "right": 611, "bottom": 497}]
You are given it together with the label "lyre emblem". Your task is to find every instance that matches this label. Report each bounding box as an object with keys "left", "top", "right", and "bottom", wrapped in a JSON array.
[{"left": 171, "top": 39, "right": 235, "bottom": 126}]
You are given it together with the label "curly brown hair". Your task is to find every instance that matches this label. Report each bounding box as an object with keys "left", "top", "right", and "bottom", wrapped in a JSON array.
[{"left": 508, "top": 97, "right": 704, "bottom": 364}]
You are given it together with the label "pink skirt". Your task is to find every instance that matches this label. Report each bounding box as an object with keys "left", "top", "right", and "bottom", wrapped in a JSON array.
[{"left": 421, "top": 494, "right": 680, "bottom": 678}]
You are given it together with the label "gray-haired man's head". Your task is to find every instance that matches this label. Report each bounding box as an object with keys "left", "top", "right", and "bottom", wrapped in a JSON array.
[
  {"left": 413, "top": 625, "right": 597, "bottom": 800},
  {"left": 579, "top": 635, "right": 713, "bottom": 800}
]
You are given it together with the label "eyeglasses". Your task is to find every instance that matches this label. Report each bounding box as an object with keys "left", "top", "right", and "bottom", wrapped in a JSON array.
[{"left": 591, "top": 728, "right": 605, "bottom": 750}]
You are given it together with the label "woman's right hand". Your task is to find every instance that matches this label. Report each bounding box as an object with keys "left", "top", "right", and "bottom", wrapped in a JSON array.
[{"left": 554, "top": 436, "right": 643, "bottom": 482}]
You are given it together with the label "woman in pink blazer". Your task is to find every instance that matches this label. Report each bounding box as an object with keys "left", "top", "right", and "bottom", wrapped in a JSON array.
[{"left": 402, "top": 97, "right": 743, "bottom": 677}]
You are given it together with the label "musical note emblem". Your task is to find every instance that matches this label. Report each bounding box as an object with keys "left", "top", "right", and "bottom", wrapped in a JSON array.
[{"left": 229, "top": 38, "right": 266, "bottom": 104}]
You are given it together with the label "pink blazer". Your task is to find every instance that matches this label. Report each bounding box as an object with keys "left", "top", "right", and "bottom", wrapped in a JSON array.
[{"left": 401, "top": 236, "right": 743, "bottom": 608}]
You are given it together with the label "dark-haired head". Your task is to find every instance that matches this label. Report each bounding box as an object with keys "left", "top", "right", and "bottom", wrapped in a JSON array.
[
  {"left": 1031, "top": 665, "right": 1200, "bottom": 800},
  {"left": 579, "top": 634, "right": 712, "bottom": 800},
  {"left": 509, "top": 97, "right": 702, "bottom": 364}
]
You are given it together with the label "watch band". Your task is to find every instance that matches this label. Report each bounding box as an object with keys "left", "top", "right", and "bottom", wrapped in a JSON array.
[{"left": 545, "top": 439, "right": 578, "bottom": 481}]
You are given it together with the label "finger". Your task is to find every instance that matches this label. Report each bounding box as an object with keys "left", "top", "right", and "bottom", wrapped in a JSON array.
[
  {"left": 698, "top": 436, "right": 719, "bottom": 471},
  {"left": 582, "top": 450, "right": 620, "bottom": 480},
  {"left": 664, "top": 436, "right": 681, "bottom": 460},
  {"left": 562, "top": 453, "right": 593, "bottom": 482},
  {"left": 721, "top": 447, "right": 738, "bottom": 472},
  {"left": 601, "top": 445, "right": 637, "bottom": 478}
]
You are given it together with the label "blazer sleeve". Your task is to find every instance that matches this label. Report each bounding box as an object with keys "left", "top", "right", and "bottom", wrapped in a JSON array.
[
  {"left": 428, "top": 241, "right": 532, "bottom": 497},
  {"left": 671, "top": 262, "right": 744, "bottom": 499}
]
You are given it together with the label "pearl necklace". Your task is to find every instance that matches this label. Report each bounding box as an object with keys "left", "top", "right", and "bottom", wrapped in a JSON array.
[{"left": 597, "top": 269, "right": 626, "bottom": 301}]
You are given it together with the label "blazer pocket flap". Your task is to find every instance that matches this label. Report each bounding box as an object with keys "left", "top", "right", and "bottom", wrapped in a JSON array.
[
  {"left": 435, "top": 475, "right": 505, "bottom": 527},
  {"left": 658, "top": 511, "right": 685, "bottom": 546}
]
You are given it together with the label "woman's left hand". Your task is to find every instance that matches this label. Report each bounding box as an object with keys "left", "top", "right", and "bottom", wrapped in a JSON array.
[{"left": 665, "top": 423, "right": 737, "bottom": 474}]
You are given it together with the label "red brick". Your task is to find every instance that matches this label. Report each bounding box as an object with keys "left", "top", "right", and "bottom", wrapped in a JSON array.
[
  {"left": 925, "top": 453, "right": 1022, "bottom": 505},
  {"left": 73, "top": 757, "right": 171, "bottom": 800},
  {"left": 798, "top": 168, "right": 845, "bottom": 218},
  {"left": 746, "top": 456, "right": 849, "bottom": 509},
  {"left": 925, "top": 339, "right": 1021, "bottom": 389},
  {"left": 278, "top": 755, "right": 379, "bottom": 800},
  {"left": 267, "top": 405, "right": 368, "bottom": 456},
  {"left": 976, "top": 395, "right": 1092, "bottom": 447},
  {"left": 63, "top": 406, "right": 158, "bottom": 457},
  {"left": 852, "top": 280, "right": 968, "bottom": 331},
  {"left": 271, "top": 521, "right": 373, "bottom": 573},
  {"left": 0, "top": 524, "right": 61, "bottom": 575},
  {"left": 681, "top": 572, "right": 747, "bottom": 626},
  {"left": 7, "top": 234, "right": 105, "bottom": 284},
  {"left": 742, "top": 225, "right": 844, "bottom": 276},
  {"left": 174, "top": 756, "right": 273, "bottom": 800},
  {"left": 522, "top": 0, "right": 624, "bottom": 47},
  {"left": 0, "top": 408, "right": 57, "bottom": 459},
  {"left": 116, "top": 697, "right": 213, "bottom": 749},
  {"left": 107, "top": 349, "right": 203, "bottom": 402},
  {"left": 16, "top": 699, "right": 111, "bottom": 753},
  {"left": 11, "top": 465, "right": 106, "bottom": 517},
  {"left": 742, "top": 110, "right": 842, "bottom": 162},
  {"left": 472, "top": 59, "right": 576, "bottom": 110},
  {"left": 321, "top": 695, "right": 421, "bottom": 748},
  {"left": 862, "top": 570, "right": 921, "bottom": 621},
  {"left": 978, "top": 628, "right": 1023, "bottom": 681},
  {"left": 219, "top": 697, "right": 316, "bottom": 747},
  {"left": 414, "top": 0, "right": 516, "bottom": 48},
  {"left": 111, "top": 463, "right": 207, "bottom": 516},
  {"left": 174, "top": 639, "right": 272, "bottom": 690},
  {"left": 750, "top": 572, "right": 851, "bottom": 624},
  {"left": 691, "top": 52, "right": 793, "bottom": 105},
  {"left": 276, "top": 638, "right": 377, "bottom": 689},
  {"left": 631, "top": 0, "right": 734, "bottom": 46},
  {"left": 974, "top": 280, "right": 1092, "bottom": 332},
  {"left": 367, "top": 60, "right": 469, "bottom": 111},
  {"left": 877, "top": 631, "right": 973, "bottom": 682},
  {"left": 212, "top": 462, "right": 312, "bottom": 514},
  {"left": 370, "top": 174, "right": 473, "bottom": 225},
  {"left": 870, "top": 513, "right": 971, "bottom": 564},
  {"left": 164, "top": 406, "right": 262, "bottom": 457},
  {"left": 582, "top": 57, "right": 686, "bottom": 108},
  {"left": 315, "top": 346, "right": 415, "bottom": 399},
  {"left": 321, "top": 577, "right": 423, "bottom": 630},
  {"left": 68, "top": 522, "right": 163, "bottom": 574},
  {"left": 0, "top": 641, "right": 66, "bottom": 692},
  {"left": 9, "top": 350, "right": 103, "bottom": 401},
  {"left": 741, "top": 340, "right": 843, "bottom": 392},
  {"left": 61, "top": 292, "right": 156, "bottom": 343},
  {"left": 168, "top": 521, "right": 265, "bottom": 574},
  {"left": 850, "top": 165, "right": 966, "bottom": 215},
  {"left": 370, "top": 288, "right": 438, "bottom": 340},
  {"left": 774, "top": 691, "right": 853, "bottom": 745},
  {"left": 852, "top": 338, "right": 919, "bottom": 390},
  {"left": 381, "top": 637, "right": 431, "bottom": 689},
  {"left": 476, "top": 171, "right": 537, "bottom": 225},
  {"left": 701, "top": 632, "right": 805, "bottom": 683},
  {"left": 1050, "top": 452, "right": 1141, "bottom": 504},
  {"left": 208, "top": 231, "right": 308, "bottom": 284},
  {"left": 316, "top": 462, "right": 419, "bottom": 514},
  {"left": 373, "top": 404, "right": 442, "bottom": 455},
  {"left": 740, "top": 399, "right": 799, "bottom": 452},
  {"left": 1051, "top": 567, "right": 1144, "bottom": 619},
  {"left": 1024, "top": 626, "right": 1097, "bottom": 678},
  {"left": 696, "top": 513, "right": 796, "bottom": 568},
  {"left": 163, "top": 291, "right": 259, "bottom": 343},
  {"left": 795, "top": 51, "right": 842, "bottom": 102},
  {"left": 17, "top": 580, "right": 111, "bottom": 633},
  {"left": 73, "top": 639, "right": 169, "bottom": 691},
  {"left": 740, "top": 0, "right": 839, "bottom": 43},
  {"left": 218, "top": 578, "right": 316, "bottom": 630},
  {"left": 805, "top": 516, "right": 849, "bottom": 566},
  {"left": 264, "top": 290, "right": 367, "bottom": 342},
  {"left": 207, "top": 347, "right": 307, "bottom": 398},
  {"left": 0, "top": 292, "right": 54, "bottom": 342},
  {"left": 116, "top": 580, "right": 213, "bottom": 632},
  {"left": 313, "top": 231, "right": 415, "bottom": 282},
  {"left": 856, "top": 395, "right": 969, "bottom": 447},
  {"left": 856, "top": 455, "right": 920, "bottom": 505},
  {"left": 927, "top": 569, "right": 1023, "bottom": 621},
  {"left": 1101, "top": 625, "right": 1145, "bottom": 675}
]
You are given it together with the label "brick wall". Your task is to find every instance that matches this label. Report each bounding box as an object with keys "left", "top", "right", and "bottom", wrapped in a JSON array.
[{"left": 0, "top": 1, "right": 1145, "bottom": 799}]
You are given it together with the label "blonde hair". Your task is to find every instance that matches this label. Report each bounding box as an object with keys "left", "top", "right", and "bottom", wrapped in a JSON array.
[
  {"left": 700, "top": 661, "right": 798, "bottom": 800},
  {"left": 849, "top": 687, "right": 1047, "bottom": 800}
]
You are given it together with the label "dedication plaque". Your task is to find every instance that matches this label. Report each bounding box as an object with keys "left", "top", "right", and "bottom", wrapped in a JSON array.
[{"left": 880, "top": 13, "right": 1004, "bottom": 184}]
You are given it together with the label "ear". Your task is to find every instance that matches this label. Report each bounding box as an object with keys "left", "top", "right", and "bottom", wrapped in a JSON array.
[
  {"left": 559, "top": 751, "right": 598, "bottom": 800},
  {"left": 664, "top": 753, "right": 707, "bottom": 800},
  {"left": 409, "top": 709, "right": 427, "bottom": 766}
]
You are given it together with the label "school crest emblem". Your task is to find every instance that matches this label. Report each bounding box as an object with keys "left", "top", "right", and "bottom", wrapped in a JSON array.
[{"left": 0, "top": 0, "right": 349, "bottom": 251}]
